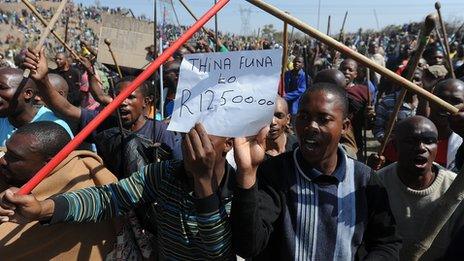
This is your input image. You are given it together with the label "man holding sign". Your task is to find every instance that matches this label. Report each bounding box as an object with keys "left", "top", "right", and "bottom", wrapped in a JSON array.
[
  {"left": 232, "top": 83, "right": 401, "bottom": 260},
  {"left": 0, "top": 50, "right": 282, "bottom": 260}
]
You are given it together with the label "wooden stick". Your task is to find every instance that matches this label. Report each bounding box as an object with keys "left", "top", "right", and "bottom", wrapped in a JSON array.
[
  {"left": 332, "top": 11, "right": 348, "bottom": 68},
  {"left": 310, "top": 43, "right": 320, "bottom": 79},
  {"left": 20, "top": 0, "right": 102, "bottom": 85},
  {"left": 245, "top": 0, "right": 458, "bottom": 114},
  {"left": 378, "top": 13, "right": 438, "bottom": 156},
  {"left": 435, "top": 1, "right": 456, "bottom": 78},
  {"left": 108, "top": 77, "right": 126, "bottom": 139},
  {"left": 104, "top": 39, "right": 123, "bottom": 78},
  {"left": 20, "top": 0, "right": 80, "bottom": 61},
  {"left": 327, "top": 15, "right": 331, "bottom": 35},
  {"left": 289, "top": 26, "right": 295, "bottom": 43},
  {"left": 450, "top": 21, "right": 464, "bottom": 44},
  {"left": 364, "top": 66, "right": 371, "bottom": 161},
  {"left": 82, "top": 41, "right": 98, "bottom": 58},
  {"left": 214, "top": 0, "right": 219, "bottom": 51},
  {"left": 23, "top": 0, "right": 68, "bottom": 78},
  {"left": 178, "top": 0, "right": 213, "bottom": 39},
  {"left": 434, "top": 27, "right": 445, "bottom": 51},
  {"left": 303, "top": 46, "right": 310, "bottom": 86},
  {"left": 280, "top": 19, "right": 288, "bottom": 96},
  {"left": 154, "top": 0, "right": 158, "bottom": 59},
  {"left": 64, "top": 16, "right": 69, "bottom": 44},
  {"left": 339, "top": 11, "right": 348, "bottom": 43}
]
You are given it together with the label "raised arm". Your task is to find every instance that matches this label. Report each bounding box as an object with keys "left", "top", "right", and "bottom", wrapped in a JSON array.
[
  {"left": 232, "top": 126, "right": 284, "bottom": 257},
  {"left": 23, "top": 48, "right": 81, "bottom": 122},
  {"left": 79, "top": 56, "right": 113, "bottom": 106}
]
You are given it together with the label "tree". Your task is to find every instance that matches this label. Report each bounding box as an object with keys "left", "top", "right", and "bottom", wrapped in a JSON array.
[{"left": 261, "top": 24, "right": 277, "bottom": 39}]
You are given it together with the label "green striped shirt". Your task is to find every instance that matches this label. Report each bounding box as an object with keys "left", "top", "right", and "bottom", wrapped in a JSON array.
[{"left": 51, "top": 160, "right": 234, "bottom": 260}]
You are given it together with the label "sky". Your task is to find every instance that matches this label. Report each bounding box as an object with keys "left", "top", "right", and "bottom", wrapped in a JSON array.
[{"left": 74, "top": 0, "right": 464, "bottom": 36}]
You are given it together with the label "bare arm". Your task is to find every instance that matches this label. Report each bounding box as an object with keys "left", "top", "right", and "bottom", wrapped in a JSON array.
[
  {"left": 23, "top": 48, "right": 82, "bottom": 122},
  {"left": 80, "top": 56, "right": 113, "bottom": 105}
]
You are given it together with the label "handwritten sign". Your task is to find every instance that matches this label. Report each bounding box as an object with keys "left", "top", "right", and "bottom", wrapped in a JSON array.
[{"left": 168, "top": 49, "right": 282, "bottom": 137}]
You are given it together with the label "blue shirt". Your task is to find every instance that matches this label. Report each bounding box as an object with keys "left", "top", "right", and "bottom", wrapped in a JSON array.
[
  {"left": 0, "top": 106, "right": 74, "bottom": 146},
  {"left": 284, "top": 69, "right": 308, "bottom": 115}
]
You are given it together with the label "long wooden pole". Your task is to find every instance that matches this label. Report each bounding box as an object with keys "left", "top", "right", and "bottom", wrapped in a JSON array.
[
  {"left": 303, "top": 46, "right": 309, "bottom": 86},
  {"left": 214, "top": 0, "right": 219, "bottom": 51},
  {"left": 20, "top": 0, "right": 80, "bottom": 61},
  {"left": 339, "top": 11, "right": 348, "bottom": 43},
  {"left": 103, "top": 38, "right": 126, "bottom": 135},
  {"left": 154, "top": 0, "right": 158, "bottom": 58},
  {"left": 363, "top": 66, "right": 371, "bottom": 161},
  {"left": 378, "top": 14, "right": 438, "bottom": 156},
  {"left": 332, "top": 11, "right": 348, "bottom": 68},
  {"left": 280, "top": 19, "right": 288, "bottom": 96},
  {"left": 64, "top": 16, "right": 69, "bottom": 44},
  {"left": 23, "top": 0, "right": 68, "bottom": 78},
  {"left": 178, "top": 0, "right": 212, "bottom": 38},
  {"left": 245, "top": 0, "right": 458, "bottom": 114},
  {"left": 327, "top": 15, "right": 331, "bottom": 35},
  {"left": 104, "top": 39, "right": 123, "bottom": 78},
  {"left": 108, "top": 76, "right": 126, "bottom": 139},
  {"left": 450, "top": 21, "right": 464, "bottom": 44},
  {"left": 289, "top": 26, "right": 295, "bottom": 43},
  {"left": 21, "top": 0, "right": 103, "bottom": 85},
  {"left": 435, "top": 1, "right": 456, "bottom": 78}
]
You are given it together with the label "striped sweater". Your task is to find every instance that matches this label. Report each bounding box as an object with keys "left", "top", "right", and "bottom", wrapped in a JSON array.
[
  {"left": 232, "top": 148, "right": 401, "bottom": 260},
  {"left": 51, "top": 160, "right": 234, "bottom": 260}
]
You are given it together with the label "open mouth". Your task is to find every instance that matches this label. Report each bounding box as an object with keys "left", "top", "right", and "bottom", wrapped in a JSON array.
[
  {"left": 119, "top": 109, "right": 131, "bottom": 119},
  {"left": 438, "top": 111, "right": 451, "bottom": 118},
  {"left": 413, "top": 155, "right": 428, "bottom": 168},
  {"left": 269, "top": 128, "right": 280, "bottom": 134},
  {"left": 303, "top": 138, "right": 319, "bottom": 151}
]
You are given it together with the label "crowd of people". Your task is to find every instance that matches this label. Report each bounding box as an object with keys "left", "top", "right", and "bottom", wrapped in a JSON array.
[{"left": 0, "top": 0, "right": 464, "bottom": 260}]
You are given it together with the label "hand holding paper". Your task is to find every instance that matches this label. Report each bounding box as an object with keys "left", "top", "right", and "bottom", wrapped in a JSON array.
[{"left": 168, "top": 49, "right": 282, "bottom": 137}]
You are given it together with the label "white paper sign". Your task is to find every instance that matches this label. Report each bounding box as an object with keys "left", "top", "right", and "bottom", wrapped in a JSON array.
[{"left": 168, "top": 49, "right": 282, "bottom": 137}]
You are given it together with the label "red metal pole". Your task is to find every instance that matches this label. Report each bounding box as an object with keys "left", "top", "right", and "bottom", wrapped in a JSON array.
[{"left": 18, "top": 0, "right": 230, "bottom": 195}]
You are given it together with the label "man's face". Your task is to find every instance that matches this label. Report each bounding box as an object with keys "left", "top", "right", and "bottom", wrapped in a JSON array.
[
  {"left": 429, "top": 50, "right": 444, "bottom": 66},
  {"left": 396, "top": 121, "right": 438, "bottom": 176},
  {"left": 339, "top": 60, "right": 358, "bottom": 86},
  {"left": 268, "top": 99, "right": 290, "bottom": 141},
  {"left": 293, "top": 58, "right": 303, "bottom": 71},
  {"left": 295, "top": 90, "right": 348, "bottom": 164},
  {"left": 0, "top": 73, "right": 17, "bottom": 117},
  {"left": 163, "top": 68, "right": 179, "bottom": 90},
  {"left": 430, "top": 83, "right": 464, "bottom": 130},
  {"left": 54, "top": 54, "right": 67, "bottom": 69},
  {"left": 368, "top": 44, "right": 378, "bottom": 55},
  {"left": 412, "top": 71, "right": 423, "bottom": 88},
  {"left": 117, "top": 82, "right": 146, "bottom": 128},
  {"left": 418, "top": 58, "right": 427, "bottom": 70},
  {"left": 0, "top": 134, "right": 46, "bottom": 187}
]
